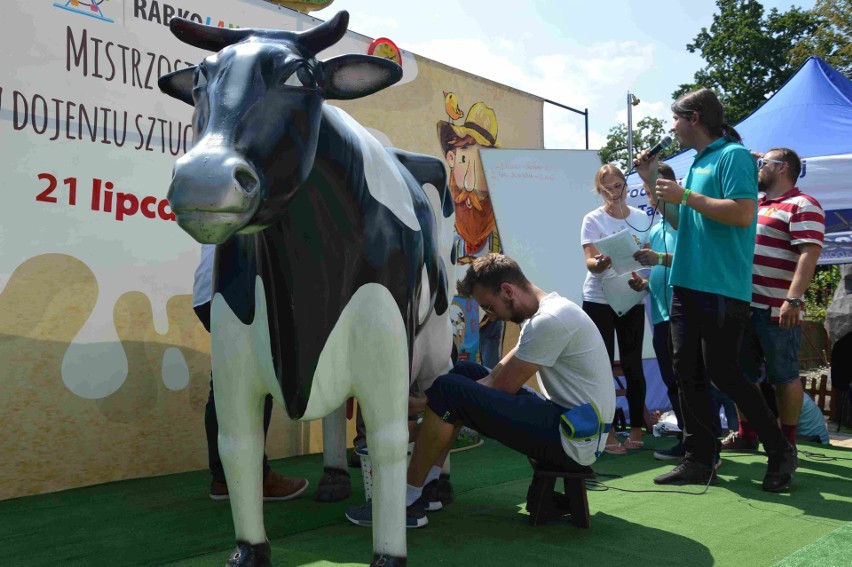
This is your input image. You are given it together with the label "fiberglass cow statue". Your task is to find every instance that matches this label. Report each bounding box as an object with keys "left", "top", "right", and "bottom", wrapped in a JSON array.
[{"left": 158, "top": 11, "right": 454, "bottom": 567}]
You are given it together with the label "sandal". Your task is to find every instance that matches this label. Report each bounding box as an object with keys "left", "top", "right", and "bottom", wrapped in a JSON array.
[
  {"left": 604, "top": 443, "right": 627, "bottom": 455},
  {"left": 623, "top": 439, "right": 644, "bottom": 450}
]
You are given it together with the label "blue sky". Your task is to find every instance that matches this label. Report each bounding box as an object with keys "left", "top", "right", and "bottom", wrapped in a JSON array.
[{"left": 313, "top": 0, "right": 816, "bottom": 150}]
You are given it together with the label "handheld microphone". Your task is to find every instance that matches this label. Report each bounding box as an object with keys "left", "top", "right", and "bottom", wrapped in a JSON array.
[{"left": 646, "top": 135, "right": 673, "bottom": 158}]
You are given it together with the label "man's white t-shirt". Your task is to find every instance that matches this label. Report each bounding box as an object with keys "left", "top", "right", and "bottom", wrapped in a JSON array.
[
  {"left": 515, "top": 293, "right": 615, "bottom": 465},
  {"left": 580, "top": 206, "right": 650, "bottom": 304}
]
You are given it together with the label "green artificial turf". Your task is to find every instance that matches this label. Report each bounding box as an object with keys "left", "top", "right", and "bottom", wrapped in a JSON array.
[
  {"left": 773, "top": 522, "right": 852, "bottom": 567},
  {"left": 1, "top": 436, "right": 850, "bottom": 567}
]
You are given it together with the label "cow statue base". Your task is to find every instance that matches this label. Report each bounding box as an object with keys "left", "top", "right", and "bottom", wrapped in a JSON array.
[
  {"left": 159, "top": 11, "right": 454, "bottom": 567},
  {"left": 227, "top": 541, "right": 271, "bottom": 567},
  {"left": 227, "top": 542, "right": 405, "bottom": 567}
]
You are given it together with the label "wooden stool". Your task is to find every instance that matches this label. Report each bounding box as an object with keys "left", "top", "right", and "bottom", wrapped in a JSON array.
[{"left": 525, "top": 458, "right": 596, "bottom": 528}]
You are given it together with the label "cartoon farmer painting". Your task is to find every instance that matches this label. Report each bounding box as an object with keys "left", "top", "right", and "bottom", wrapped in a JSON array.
[{"left": 438, "top": 100, "right": 502, "bottom": 264}]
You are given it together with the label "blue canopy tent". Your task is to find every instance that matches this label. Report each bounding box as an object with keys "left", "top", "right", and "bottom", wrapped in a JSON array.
[{"left": 627, "top": 56, "right": 852, "bottom": 265}]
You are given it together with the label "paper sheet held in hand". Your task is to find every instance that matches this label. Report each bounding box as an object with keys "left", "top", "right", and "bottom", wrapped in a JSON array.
[
  {"left": 602, "top": 272, "right": 648, "bottom": 316},
  {"left": 594, "top": 228, "right": 644, "bottom": 275}
]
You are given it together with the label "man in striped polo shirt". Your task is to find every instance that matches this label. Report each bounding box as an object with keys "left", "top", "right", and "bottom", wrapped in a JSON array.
[{"left": 723, "top": 148, "right": 825, "bottom": 452}]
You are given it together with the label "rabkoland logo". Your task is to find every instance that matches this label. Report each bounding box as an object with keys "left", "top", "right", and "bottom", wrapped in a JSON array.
[
  {"left": 133, "top": 1, "right": 241, "bottom": 29},
  {"left": 53, "top": 0, "right": 114, "bottom": 23}
]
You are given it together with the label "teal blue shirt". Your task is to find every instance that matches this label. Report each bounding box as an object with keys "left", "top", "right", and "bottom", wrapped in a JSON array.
[
  {"left": 670, "top": 138, "right": 758, "bottom": 302},
  {"left": 648, "top": 220, "right": 676, "bottom": 325}
]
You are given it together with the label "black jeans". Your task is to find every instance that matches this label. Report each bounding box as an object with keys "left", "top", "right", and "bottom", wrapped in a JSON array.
[
  {"left": 195, "top": 303, "right": 273, "bottom": 483},
  {"left": 669, "top": 287, "right": 788, "bottom": 466},
  {"left": 583, "top": 302, "right": 646, "bottom": 429},
  {"left": 653, "top": 321, "right": 683, "bottom": 432}
]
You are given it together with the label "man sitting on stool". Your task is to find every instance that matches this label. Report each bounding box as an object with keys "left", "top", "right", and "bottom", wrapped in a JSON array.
[{"left": 345, "top": 253, "right": 615, "bottom": 527}]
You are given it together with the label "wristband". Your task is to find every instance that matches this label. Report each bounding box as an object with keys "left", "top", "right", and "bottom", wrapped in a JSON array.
[
  {"left": 681, "top": 188, "right": 692, "bottom": 206},
  {"left": 657, "top": 252, "right": 665, "bottom": 266}
]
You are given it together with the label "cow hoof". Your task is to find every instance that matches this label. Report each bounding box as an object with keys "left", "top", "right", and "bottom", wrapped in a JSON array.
[
  {"left": 371, "top": 553, "right": 407, "bottom": 566},
  {"left": 314, "top": 467, "right": 352, "bottom": 502},
  {"left": 226, "top": 540, "right": 271, "bottom": 567}
]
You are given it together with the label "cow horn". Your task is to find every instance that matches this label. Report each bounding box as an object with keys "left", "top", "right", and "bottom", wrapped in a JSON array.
[
  {"left": 297, "top": 11, "right": 349, "bottom": 55},
  {"left": 169, "top": 17, "right": 252, "bottom": 52}
]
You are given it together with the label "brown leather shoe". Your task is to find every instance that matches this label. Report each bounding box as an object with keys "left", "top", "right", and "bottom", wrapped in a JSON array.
[
  {"left": 263, "top": 471, "right": 309, "bottom": 501},
  {"left": 209, "top": 480, "right": 229, "bottom": 501}
]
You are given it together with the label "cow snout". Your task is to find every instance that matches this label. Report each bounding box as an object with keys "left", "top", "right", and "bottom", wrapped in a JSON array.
[{"left": 167, "top": 148, "right": 263, "bottom": 244}]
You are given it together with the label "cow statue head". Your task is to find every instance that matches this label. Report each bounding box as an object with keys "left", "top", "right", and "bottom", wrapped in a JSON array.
[{"left": 158, "top": 11, "right": 402, "bottom": 244}]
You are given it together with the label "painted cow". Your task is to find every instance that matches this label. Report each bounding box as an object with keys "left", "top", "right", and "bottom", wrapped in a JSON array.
[{"left": 158, "top": 11, "right": 454, "bottom": 567}]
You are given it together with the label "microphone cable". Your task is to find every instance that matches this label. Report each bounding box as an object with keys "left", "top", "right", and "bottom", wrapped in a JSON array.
[{"left": 617, "top": 182, "right": 659, "bottom": 235}]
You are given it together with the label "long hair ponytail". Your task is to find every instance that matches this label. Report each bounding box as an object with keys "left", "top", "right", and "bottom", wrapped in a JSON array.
[{"left": 721, "top": 123, "right": 742, "bottom": 144}]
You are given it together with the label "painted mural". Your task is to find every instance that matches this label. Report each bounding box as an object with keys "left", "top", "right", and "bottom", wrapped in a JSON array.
[
  {"left": 437, "top": 95, "right": 503, "bottom": 361},
  {"left": 437, "top": 98, "right": 503, "bottom": 263}
]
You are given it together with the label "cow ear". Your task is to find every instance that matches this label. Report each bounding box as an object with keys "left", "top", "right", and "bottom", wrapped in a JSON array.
[
  {"left": 321, "top": 54, "right": 402, "bottom": 100},
  {"left": 159, "top": 66, "right": 197, "bottom": 106}
]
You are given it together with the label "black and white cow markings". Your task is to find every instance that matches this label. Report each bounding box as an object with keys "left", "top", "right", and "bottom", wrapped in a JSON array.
[{"left": 159, "top": 11, "right": 453, "bottom": 567}]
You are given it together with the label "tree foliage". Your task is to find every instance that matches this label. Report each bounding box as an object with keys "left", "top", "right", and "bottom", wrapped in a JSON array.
[
  {"left": 598, "top": 117, "right": 680, "bottom": 173},
  {"left": 805, "top": 265, "right": 842, "bottom": 322},
  {"left": 672, "top": 0, "right": 818, "bottom": 123},
  {"left": 789, "top": 0, "right": 852, "bottom": 77}
]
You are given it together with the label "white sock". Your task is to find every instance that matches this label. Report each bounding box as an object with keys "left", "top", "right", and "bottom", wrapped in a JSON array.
[
  {"left": 405, "top": 483, "right": 423, "bottom": 507},
  {"left": 425, "top": 465, "right": 442, "bottom": 486}
]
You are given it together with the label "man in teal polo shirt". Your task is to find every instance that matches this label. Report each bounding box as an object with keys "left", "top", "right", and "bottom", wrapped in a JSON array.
[{"left": 634, "top": 88, "right": 795, "bottom": 492}]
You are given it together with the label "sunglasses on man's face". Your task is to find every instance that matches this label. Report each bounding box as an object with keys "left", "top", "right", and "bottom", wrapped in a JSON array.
[{"left": 757, "top": 157, "right": 784, "bottom": 169}]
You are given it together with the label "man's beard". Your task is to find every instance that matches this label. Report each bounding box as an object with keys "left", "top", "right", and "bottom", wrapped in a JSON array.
[
  {"left": 505, "top": 297, "right": 527, "bottom": 324},
  {"left": 451, "top": 175, "right": 497, "bottom": 255},
  {"left": 758, "top": 174, "right": 771, "bottom": 192}
]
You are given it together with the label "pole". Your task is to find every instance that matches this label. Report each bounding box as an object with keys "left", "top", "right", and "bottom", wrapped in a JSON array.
[
  {"left": 627, "top": 92, "right": 634, "bottom": 170},
  {"left": 543, "top": 98, "right": 589, "bottom": 150}
]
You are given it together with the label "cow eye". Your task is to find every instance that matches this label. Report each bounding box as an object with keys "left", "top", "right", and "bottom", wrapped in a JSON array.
[
  {"left": 282, "top": 73, "right": 302, "bottom": 87},
  {"left": 281, "top": 64, "right": 315, "bottom": 88}
]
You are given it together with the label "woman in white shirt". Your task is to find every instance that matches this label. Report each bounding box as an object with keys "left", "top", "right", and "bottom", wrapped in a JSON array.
[{"left": 580, "top": 164, "right": 650, "bottom": 454}]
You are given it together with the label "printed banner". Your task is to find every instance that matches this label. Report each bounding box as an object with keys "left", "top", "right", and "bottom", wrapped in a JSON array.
[{"left": 1, "top": 0, "right": 545, "bottom": 500}]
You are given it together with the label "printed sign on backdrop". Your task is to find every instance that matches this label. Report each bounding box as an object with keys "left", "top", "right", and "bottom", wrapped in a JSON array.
[
  {"left": 0, "top": 1, "right": 419, "bottom": 403},
  {"left": 1, "top": 1, "right": 394, "bottom": 496},
  {"left": 2, "top": 1, "right": 207, "bottom": 401},
  {"left": 1, "top": 0, "right": 547, "bottom": 501}
]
